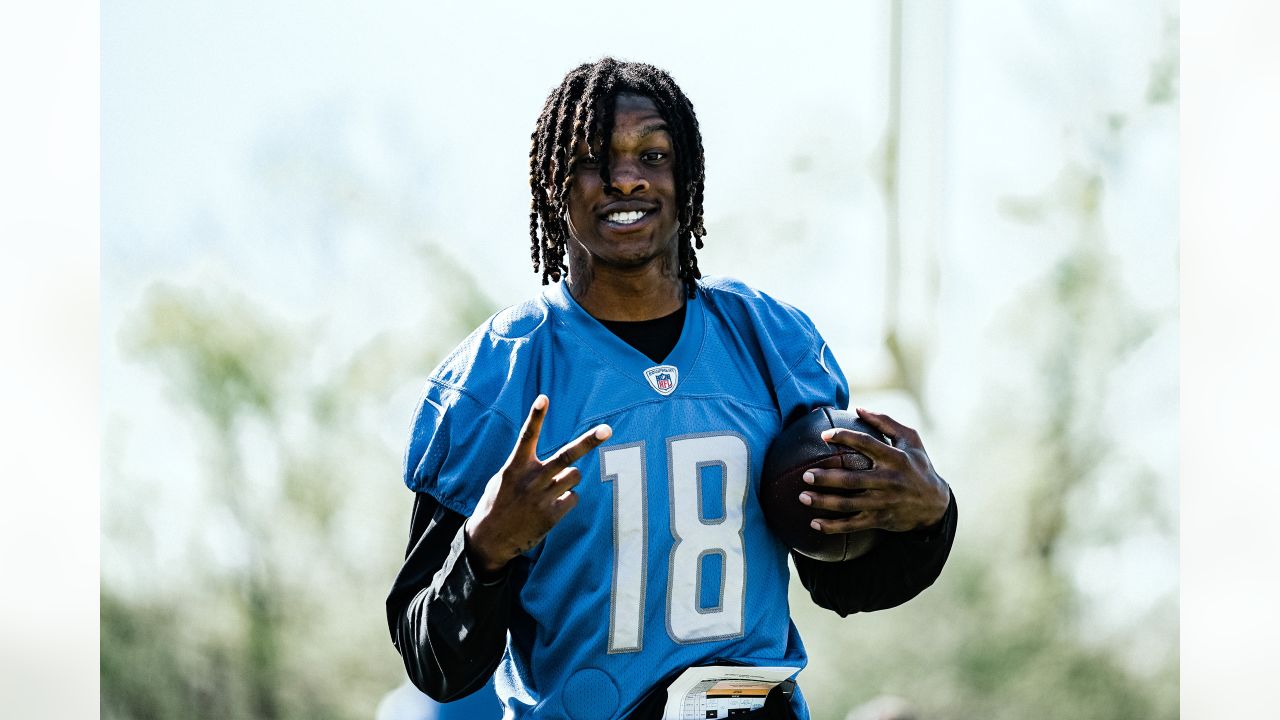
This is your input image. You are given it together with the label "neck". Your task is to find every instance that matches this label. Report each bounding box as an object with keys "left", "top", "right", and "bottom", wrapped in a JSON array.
[{"left": 567, "top": 265, "right": 685, "bottom": 321}]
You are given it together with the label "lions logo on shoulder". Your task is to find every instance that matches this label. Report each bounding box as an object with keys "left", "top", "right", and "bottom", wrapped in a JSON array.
[
  {"left": 643, "top": 365, "right": 679, "bottom": 396},
  {"left": 817, "top": 342, "right": 833, "bottom": 375}
]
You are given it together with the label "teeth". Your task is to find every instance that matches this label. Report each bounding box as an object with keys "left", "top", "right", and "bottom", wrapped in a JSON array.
[{"left": 605, "top": 210, "right": 647, "bottom": 225}]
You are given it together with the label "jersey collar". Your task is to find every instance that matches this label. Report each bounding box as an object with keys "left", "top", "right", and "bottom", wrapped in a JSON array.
[{"left": 544, "top": 281, "right": 706, "bottom": 393}]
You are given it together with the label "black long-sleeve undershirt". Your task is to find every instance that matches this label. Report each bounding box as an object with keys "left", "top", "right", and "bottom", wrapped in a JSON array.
[{"left": 386, "top": 490, "right": 957, "bottom": 702}]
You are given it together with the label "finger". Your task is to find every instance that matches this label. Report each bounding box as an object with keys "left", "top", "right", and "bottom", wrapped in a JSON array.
[
  {"left": 543, "top": 424, "right": 613, "bottom": 474},
  {"left": 549, "top": 466, "right": 583, "bottom": 493},
  {"left": 802, "top": 468, "right": 892, "bottom": 492},
  {"left": 854, "top": 407, "right": 922, "bottom": 450},
  {"left": 515, "top": 395, "right": 550, "bottom": 461},
  {"left": 819, "top": 429, "right": 898, "bottom": 462},
  {"left": 550, "top": 488, "right": 579, "bottom": 521},
  {"left": 810, "top": 510, "right": 888, "bottom": 535},
  {"left": 798, "top": 489, "right": 885, "bottom": 514}
]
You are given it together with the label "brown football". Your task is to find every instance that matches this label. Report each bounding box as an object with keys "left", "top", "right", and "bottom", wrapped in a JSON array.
[{"left": 760, "top": 407, "right": 887, "bottom": 562}]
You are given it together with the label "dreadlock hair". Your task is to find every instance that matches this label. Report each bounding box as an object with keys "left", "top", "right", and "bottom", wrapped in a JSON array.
[{"left": 528, "top": 57, "right": 707, "bottom": 299}]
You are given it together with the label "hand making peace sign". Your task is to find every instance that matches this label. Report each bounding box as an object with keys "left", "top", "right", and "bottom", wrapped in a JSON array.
[{"left": 464, "top": 395, "right": 612, "bottom": 575}]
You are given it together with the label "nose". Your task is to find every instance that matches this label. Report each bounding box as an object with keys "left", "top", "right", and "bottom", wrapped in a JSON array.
[{"left": 607, "top": 160, "right": 649, "bottom": 196}]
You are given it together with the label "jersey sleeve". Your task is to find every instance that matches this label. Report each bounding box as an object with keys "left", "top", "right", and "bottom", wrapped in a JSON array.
[
  {"left": 404, "top": 298, "right": 553, "bottom": 515},
  {"left": 700, "top": 277, "right": 851, "bottom": 425},
  {"left": 392, "top": 302, "right": 549, "bottom": 703},
  {"left": 403, "top": 380, "right": 519, "bottom": 516},
  {"left": 772, "top": 311, "right": 850, "bottom": 427}
]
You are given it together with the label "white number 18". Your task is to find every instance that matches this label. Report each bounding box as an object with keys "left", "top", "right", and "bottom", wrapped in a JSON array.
[{"left": 600, "top": 434, "right": 749, "bottom": 652}]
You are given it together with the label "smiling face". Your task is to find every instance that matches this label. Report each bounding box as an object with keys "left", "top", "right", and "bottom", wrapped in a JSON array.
[{"left": 565, "top": 93, "right": 681, "bottom": 280}]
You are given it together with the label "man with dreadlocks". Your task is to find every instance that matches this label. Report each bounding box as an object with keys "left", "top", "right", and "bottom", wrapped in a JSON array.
[{"left": 387, "top": 58, "right": 957, "bottom": 720}]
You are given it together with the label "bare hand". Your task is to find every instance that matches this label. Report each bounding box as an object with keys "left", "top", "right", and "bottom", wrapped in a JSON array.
[
  {"left": 798, "top": 407, "right": 951, "bottom": 535},
  {"left": 464, "top": 395, "right": 612, "bottom": 574}
]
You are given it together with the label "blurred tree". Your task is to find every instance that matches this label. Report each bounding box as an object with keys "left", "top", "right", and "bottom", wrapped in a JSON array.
[
  {"left": 102, "top": 106, "right": 496, "bottom": 719},
  {"left": 792, "top": 10, "right": 1179, "bottom": 720},
  {"left": 104, "top": 264, "right": 492, "bottom": 719}
]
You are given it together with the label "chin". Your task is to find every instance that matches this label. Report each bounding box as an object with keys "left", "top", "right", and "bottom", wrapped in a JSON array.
[
  {"left": 571, "top": 232, "right": 679, "bottom": 275},
  {"left": 610, "top": 244, "right": 675, "bottom": 270}
]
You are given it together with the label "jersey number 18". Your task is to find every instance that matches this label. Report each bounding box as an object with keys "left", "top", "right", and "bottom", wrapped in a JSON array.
[{"left": 600, "top": 433, "right": 748, "bottom": 653}]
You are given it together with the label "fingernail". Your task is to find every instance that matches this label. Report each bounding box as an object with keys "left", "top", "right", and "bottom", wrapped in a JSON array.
[
  {"left": 820, "top": 430, "right": 834, "bottom": 442},
  {"left": 855, "top": 407, "right": 867, "bottom": 414},
  {"left": 810, "top": 520, "right": 822, "bottom": 531},
  {"left": 595, "top": 425, "right": 612, "bottom": 440},
  {"left": 534, "top": 395, "right": 548, "bottom": 409},
  {"left": 803, "top": 471, "right": 815, "bottom": 484},
  {"left": 799, "top": 492, "right": 812, "bottom": 505}
]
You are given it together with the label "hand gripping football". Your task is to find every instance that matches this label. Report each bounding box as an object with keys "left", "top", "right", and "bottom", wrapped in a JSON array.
[{"left": 760, "top": 407, "right": 887, "bottom": 562}]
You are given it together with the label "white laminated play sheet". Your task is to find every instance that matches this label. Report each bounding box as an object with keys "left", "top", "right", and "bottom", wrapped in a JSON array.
[{"left": 661, "top": 666, "right": 798, "bottom": 720}]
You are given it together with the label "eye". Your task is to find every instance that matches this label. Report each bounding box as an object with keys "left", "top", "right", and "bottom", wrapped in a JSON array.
[
  {"left": 577, "top": 154, "right": 601, "bottom": 169},
  {"left": 642, "top": 151, "right": 669, "bottom": 164}
]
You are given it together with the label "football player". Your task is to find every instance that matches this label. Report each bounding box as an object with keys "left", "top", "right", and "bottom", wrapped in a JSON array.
[{"left": 386, "top": 58, "right": 957, "bottom": 720}]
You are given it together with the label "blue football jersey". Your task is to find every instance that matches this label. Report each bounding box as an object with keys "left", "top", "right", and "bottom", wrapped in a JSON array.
[{"left": 404, "top": 277, "right": 849, "bottom": 720}]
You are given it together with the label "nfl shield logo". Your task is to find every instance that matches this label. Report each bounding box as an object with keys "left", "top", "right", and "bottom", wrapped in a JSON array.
[{"left": 643, "top": 365, "right": 680, "bottom": 396}]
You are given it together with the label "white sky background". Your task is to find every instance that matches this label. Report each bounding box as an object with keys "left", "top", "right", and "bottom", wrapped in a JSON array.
[
  {"left": 102, "top": 0, "right": 893, "bottom": 319},
  {"left": 3, "top": 0, "right": 1279, "bottom": 718}
]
